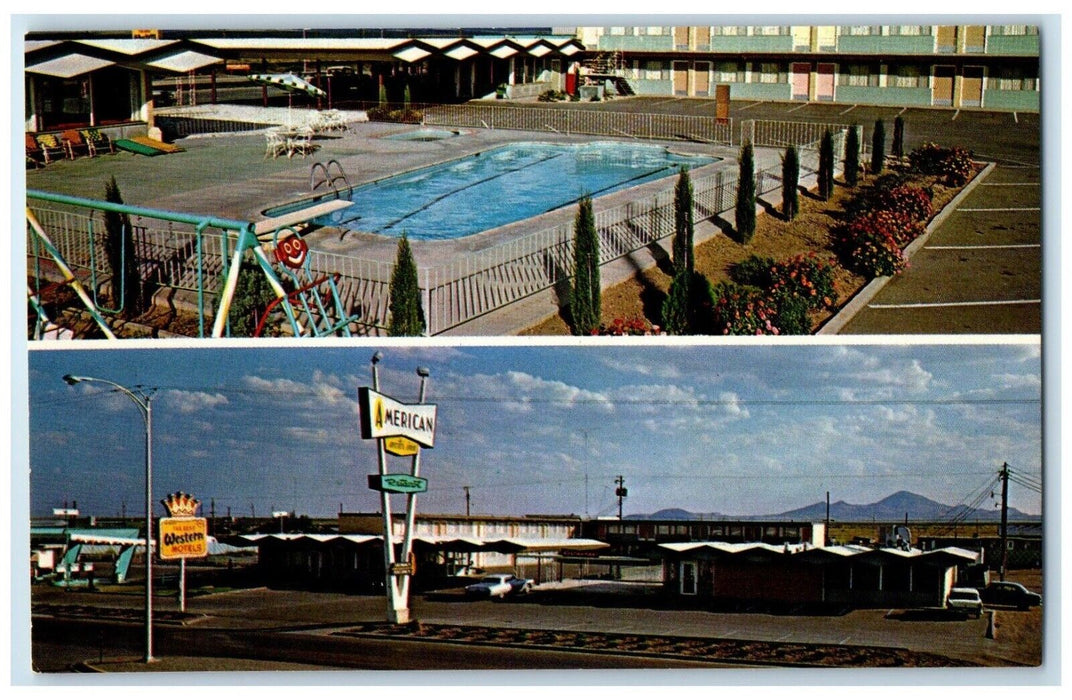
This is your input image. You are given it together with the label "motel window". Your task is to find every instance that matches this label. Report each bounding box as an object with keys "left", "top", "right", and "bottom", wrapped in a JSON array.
[
  {"left": 754, "top": 26, "right": 785, "bottom": 36},
  {"left": 646, "top": 27, "right": 664, "bottom": 36},
  {"left": 715, "top": 61, "right": 742, "bottom": 82},
  {"left": 841, "top": 63, "right": 879, "bottom": 87},
  {"left": 729, "top": 525, "right": 743, "bottom": 537},
  {"left": 609, "top": 26, "right": 626, "bottom": 35},
  {"left": 889, "top": 25, "right": 929, "bottom": 36},
  {"left": 644, "top": 61, "right": 666, "bottom": 80},
  {"left": 765, "top": 526, "right": 779, "bottom": 538},
  {"left": 784, "top": 527, "right": 800, "bottom": 539},
  {"left": 991, "top": 25, "right": 1038, "bottom": 36},
  {"left": 890, "top": 65, "right": 923, "bottom": 89},
  {"left": 993, "top": 66, "right": 1036, "bottom": 91},
  {"left": 712, "top": 26, "right": 741, "bottom": 36},
  {"left": 843, "top": 26, "right": 877, "bottom": 36},
  {"left": 757, "top": 63, "right": 782, "bottom": 84},
  {"left": 656, "top": 525, "right": 671, "bottom": 536},
  {"left": 622, "top": 524, "right": 637, "bottom": 535},
  {"left": 680, "top": 561, "right": 698, "bottom": 595}
]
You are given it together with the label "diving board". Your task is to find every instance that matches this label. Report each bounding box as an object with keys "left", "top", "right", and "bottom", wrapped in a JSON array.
[{"left": 254, "top": 199, "right": 352, "bottom": 237}]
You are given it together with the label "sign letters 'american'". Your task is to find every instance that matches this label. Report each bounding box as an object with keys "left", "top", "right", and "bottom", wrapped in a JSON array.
[{"left": 358, "top": 387, "right": 437, "bottom": 448}]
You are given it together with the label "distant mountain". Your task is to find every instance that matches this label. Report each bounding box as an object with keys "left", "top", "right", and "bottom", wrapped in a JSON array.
[{"left": 627, "top": 490, "right": 1037, "bottom": 522}]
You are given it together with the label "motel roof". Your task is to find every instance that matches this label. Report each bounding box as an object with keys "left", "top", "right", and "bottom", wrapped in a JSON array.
[
  {"left": 24, "top": 34, "right": 584, "bottom": 78},
  {"left": 224, "top": 533, "right": 607, "bottom": 554},
  {"left": 658, "top": 541, "right": 981, "bottom": 565}
]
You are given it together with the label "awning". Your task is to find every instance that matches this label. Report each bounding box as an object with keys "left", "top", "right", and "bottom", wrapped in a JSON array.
[
  {"left": 26, "top": 53, "right": 115, "bottom": 78},
  {"left": 444, "top": 45, "right": 479, "bottom": 61},
  {"left": 247, "top": 73, "right": 326, "bottom": 98},
  {"left": 393, "top": 46, "right": 432, "bottom": 64}
]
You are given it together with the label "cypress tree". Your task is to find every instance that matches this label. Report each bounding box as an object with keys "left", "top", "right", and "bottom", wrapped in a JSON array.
[
  {"left": 845, "top": 125, "right": 860, "bottom": 188},
  {"left": 818, "top": 129, "right": 834, "bottom": 200},
  {"left": 103, "top": 176, "right": 143, "bottom": 318},
  {"left": 782, "top": 145, "right": 800, "bottom": 221},
  {"left": 735, "top": 142, "right": 756, "bottom": 243},
  {"left": 672, "top": 166, "right": 695, "bottom": 275},
  {"left": 892, "top": 115, "right": 905, "bottom": 160},
  {"left": 871, "top": 119, "right": 886, "bottom": 175},
  {"left": 569, "top": 195, "right": 601, "bottom": 335},
  {"left": 227, "top": 252, "right": 276, "bottom": 337},
  {"left": 388, "top": 233, "right": 426, "bottom": 336}
]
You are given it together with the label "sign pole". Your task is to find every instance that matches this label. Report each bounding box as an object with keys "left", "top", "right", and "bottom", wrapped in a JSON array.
[
  {"left": 397, "top": 367, "right": 430, "bottom": 610},
  {"left": 372, "top": 353, "right": 407, "bottom": 624},
  {"left": 179, "top": 558, "right": 186, "bottom": 612}
]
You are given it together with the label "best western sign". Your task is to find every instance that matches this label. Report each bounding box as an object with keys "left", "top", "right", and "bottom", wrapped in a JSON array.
[
  {"left": 358, "top": 387, "right": 437, "bottom": 448},
  {"left": 158, "top": 518, "right": 208, "bottom": 559}
]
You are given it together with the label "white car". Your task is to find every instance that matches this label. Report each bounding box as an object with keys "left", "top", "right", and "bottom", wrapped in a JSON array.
[
  {"left": 464, "top": 574, "right": 533, "bottom": 599},
  {"left": 947, "top": 587, "right": 984, "bottom": 618}
]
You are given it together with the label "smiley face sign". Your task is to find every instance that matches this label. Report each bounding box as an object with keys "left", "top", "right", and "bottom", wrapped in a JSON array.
[{"left": 274, "top": 235, "right": 309, "bottom": 269}]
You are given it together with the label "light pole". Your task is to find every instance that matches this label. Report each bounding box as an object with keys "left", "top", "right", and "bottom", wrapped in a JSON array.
[{"left": 63, "top": 374, "right": 157, "bottom": 663}]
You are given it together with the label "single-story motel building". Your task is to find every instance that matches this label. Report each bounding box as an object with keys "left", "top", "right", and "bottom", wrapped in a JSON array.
[{"left": 33, "top": 512, "right": 992, "bottom": 610}]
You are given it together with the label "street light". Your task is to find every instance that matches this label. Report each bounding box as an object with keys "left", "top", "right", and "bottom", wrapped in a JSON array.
[{"left": 62, "top": 374, "right": 157, "bottom": 663}]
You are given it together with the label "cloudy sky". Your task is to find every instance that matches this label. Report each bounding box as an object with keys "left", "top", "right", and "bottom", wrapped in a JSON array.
[{"left": 22, "top": 341, "right": 1043, "bottom": 520}]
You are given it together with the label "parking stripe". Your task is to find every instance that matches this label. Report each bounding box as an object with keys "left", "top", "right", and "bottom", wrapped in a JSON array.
[
  {"left": 787, "top": 102, "right": 809, "bottom": 112},
  {"left": 927, "top": 244, "right": 1040, "bottom": 250},
  {"left": 979, "top": 183, "right": 1039, "bottom": 187},
  {"left": 738, "top": 101, "right": 763, "bottom": 111},
  {"left": 839, "top": 104, "right": 857, "bottom": 116},
  {"left": 958, "top": 207, "right": 1041, "bottom": 212},
  {"left": 869, "top": 299, "right": 1040, "bottom": 310}
]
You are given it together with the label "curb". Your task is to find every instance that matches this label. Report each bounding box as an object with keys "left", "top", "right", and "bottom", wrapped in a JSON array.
[{"left": 816, "top": 161, "right": 996, "bottom": 335}]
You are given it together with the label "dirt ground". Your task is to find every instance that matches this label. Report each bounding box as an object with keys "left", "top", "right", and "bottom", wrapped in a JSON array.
[{"left": 522, "top": 168, "right": 966, "bottom": 336}]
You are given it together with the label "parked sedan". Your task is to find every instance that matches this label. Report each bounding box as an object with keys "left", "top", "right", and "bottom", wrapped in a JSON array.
[
  {"left": 979, "top": 581, "right": 1042, "bottom": 609},
  {"left": 464, "top": 573, "right": 534, "bottom": 599},
  {"left": 946, "top": 587, "right": 984, "bottom": 618}
]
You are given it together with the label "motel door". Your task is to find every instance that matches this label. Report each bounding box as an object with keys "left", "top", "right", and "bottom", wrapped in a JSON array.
[
  {"left": 673, "top": 61, "right": 689, "bottom": 96},
  {"left": 933, "top": 66, "right": 956, "bottom": 107},
  {"left": 791, "top": 63, "right": 810, "bottom": 101},
  {"left": 962, "top": 66, "right": 984, "bottom": 107},
  {"left": 693, "top": 61, "right": 711, "bottom": 97},
  {"left": 674, "top": 26, "right": 690, "bottom": 50},
  {"left": 816, "top": 63, "right": 836, "bottom": 101},
  {"left": 680, "top": 561, "right": 698, "bottom": 595}
]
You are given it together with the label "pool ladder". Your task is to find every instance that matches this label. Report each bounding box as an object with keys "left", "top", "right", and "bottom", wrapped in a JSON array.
[{"left": 310, "top": 159, "right": 352, "bottom": 198}]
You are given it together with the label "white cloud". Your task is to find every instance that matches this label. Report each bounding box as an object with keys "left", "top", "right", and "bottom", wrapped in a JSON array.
[{"left": 164, "top": 389, "right": 229, "bottom": 414}]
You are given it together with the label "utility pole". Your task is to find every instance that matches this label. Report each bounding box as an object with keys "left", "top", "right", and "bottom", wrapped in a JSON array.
[
  {"left": 464, "top": 486, "right": 471, "bottom": 517},
  {"left": 825, "top": 491, "right": 830, "bottom": 546},
  {"left": 1000, "top": 462, "right": 1010, "bottom": 581},
  {"left": 615, "top": 475, "right": 627, "bottom": 520}
]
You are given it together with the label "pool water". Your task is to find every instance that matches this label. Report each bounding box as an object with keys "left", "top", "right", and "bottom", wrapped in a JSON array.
[{"left": 303, "top": 141, "right": 716, "bottom": 240}]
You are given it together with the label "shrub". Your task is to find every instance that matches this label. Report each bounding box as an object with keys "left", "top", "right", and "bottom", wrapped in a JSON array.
[
  {"left": 892, "top": 116, "right": 906, "bottom": 160},
  {"left": 768, "top": 253, "right": 839, "bottom": 312},
  {"left": 366, "top": 107, "right": 423, "bottom": 123},
  {"left": 771, "top": 294, "right": 812, "bottom": 335},
  {"left": 834, "top": 213, "right": 912, "bottom": 277},
  {"left": 228, "top": 251, "right": 276, "bottom": 337},
  {"left": 538, "top": 89, "right": 567, "bottom": 102},
  {"left": 871, "top": 119, "right": 886, "bottom": 175},
  {"left": 782, "top": 146, "right": 799, "bottom": 221},
  {"left": 103, "top": 176, "right": 144, "bottom": 318},
  {"left": 731, "top": 254, "right": 776, "bottom": 288},
  {"left": 569, "top": 195, "right": 601, "bottom": 335},
  {"left": 661, "top": 270, "right": 715, "bottom": 335},
  {"left": 909, "top": 142, "right": 975, "bottom": 185},
  {"left": 672, "top": 166, "right": 695, "bottom": 275},
  {"left": 872, "top": 185, "right": 933, "bottom": 223},
  {"left": 818, "top": 129, "right": 835, "bottom": 200},
  {"left": 388, "top": 233, "right": 426, "bottom": 336},
  {"left": 844, "top": 126, "right": 860, "bottom": 188},
  {"left": 735, "top": 142, "right": 756, "bottom": 243},
  {"left": 598, "top": 316, "right": 662, "bottom": 336},
  {"left": 711, "top": 282, "right": 779, "bottom": 335}
]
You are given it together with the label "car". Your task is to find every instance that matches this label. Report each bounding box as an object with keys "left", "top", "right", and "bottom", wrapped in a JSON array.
[
  {"left": 464, "top": 573, "right": 533, "bottom": 599},
  {"left": 946, "top": 587, "right": 984, "bottom": 618},
  {"left": 978, "top": 581, "right": 1042, "bottom": 610}
]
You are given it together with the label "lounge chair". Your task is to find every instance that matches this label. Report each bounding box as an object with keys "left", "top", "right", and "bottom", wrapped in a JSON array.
[
  {"left": 79, "top": 128, "right": 115, "bottom": 156},
  {"left": 26, "top": 133, "right": 45, "bottom": 168},
  {"left": 34, "top": 133, "right": 67, "bottom": 164},
  {"left": 61, "top": 129, "right": 92, "bottom": 159},
  {"left": 265, "top": 129, "right": 289, "bottom": 159}
]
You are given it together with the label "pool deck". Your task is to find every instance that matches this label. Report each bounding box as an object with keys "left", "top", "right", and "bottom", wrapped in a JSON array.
[{"left": 25, "top": 104, "right": 759, "bottom": 334}]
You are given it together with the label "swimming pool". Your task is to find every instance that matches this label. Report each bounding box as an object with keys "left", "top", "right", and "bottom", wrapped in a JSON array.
[{"left": 290, "top": 141, "right": 716, "bottom": 240}]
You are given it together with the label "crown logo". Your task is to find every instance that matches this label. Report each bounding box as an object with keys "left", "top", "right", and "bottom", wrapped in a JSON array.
[{"left": 161, "top": 491, "right": 201, "bottom": 518}]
